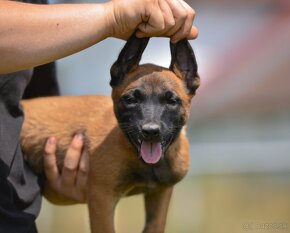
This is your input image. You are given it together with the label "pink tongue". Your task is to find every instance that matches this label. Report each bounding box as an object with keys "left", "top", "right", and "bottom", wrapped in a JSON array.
[{"left": 140, "top": 141, "right": 162, "bottom": 164}]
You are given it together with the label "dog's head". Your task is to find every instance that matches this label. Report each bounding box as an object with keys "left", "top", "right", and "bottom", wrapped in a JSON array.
[{"left": 110, "top": 34, "right": 199, "bottom": 165}]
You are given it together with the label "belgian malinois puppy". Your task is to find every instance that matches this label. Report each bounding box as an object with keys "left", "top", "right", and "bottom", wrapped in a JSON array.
[{"left": 20, "top": 34, "right": 200, "bottom": 233}]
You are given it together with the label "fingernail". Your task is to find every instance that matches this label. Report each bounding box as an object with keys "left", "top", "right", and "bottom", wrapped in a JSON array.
[
  {"left": 75, "top": 133, "right": 83, "bottom": 141},
  {"left": 48, "top": 137, "right": 56, "bottom": 144}
]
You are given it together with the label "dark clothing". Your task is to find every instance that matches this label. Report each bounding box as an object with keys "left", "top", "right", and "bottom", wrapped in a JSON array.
[
  {"left": 0, "top": 0, "right": 60, "bottom": 231},
  {"left": 23, "top": 63, "right": 59, "bottom": 99},
  {"left": 0, "top": 70, "right": 41, "bottom": 233},
  {"left": 0, "top": 0, "right": 63, "bottom": 227},
  {"left": 0, "top": 66, "right": 59, "bottom": 233},
  {"left": 21, "top": 0, "right": 60, "bottom": 100}
]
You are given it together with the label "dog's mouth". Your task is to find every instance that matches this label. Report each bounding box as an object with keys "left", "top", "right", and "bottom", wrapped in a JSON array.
[
  {"left": 124, "top": 130, "right": 173, "bottom": 165},
  {"left": 140, "top": 141, "right": 163, "bottom": 164}
]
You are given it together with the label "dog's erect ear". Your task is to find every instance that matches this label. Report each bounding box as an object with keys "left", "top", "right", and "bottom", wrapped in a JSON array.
[
  {"left": 110, "top": 34, "right": 149, "bottom": 87},
  {"left": 169, "top": 40, "right": 200, "bottom": 95}
]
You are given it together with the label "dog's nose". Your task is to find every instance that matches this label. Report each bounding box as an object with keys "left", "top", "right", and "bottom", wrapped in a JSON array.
[{"left": 141, "top": 123, "right": 161, "bottom": 140}]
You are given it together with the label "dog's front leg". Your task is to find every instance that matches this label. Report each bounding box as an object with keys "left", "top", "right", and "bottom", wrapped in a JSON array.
[
  {"left": 142, "top": 186, "right": 173, "bottom": 233},
  {"left": 88, "top": 186, "right": 118, "bottom": 233}
]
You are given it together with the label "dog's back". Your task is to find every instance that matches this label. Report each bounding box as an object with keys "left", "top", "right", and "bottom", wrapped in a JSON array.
[{"left": 21, "top": 95, "right": 116, "bottom": 173}]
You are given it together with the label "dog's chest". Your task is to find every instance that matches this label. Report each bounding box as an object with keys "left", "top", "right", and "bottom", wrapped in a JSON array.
[{"left": 119, "top": 158, "right": 185, "bottom": 196}]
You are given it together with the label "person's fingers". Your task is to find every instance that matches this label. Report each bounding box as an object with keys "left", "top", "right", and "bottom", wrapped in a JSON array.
[
  {"left": 137, "top": 0, "right": 194, "bottom": 39},
  {"left": 43, "top": 134, "right": 87, "bottom": 202},
  {"left": 110, "top": 0, "right": 197, "bottom": 40},
  {"left": 165, "top": 0, "right": 187, "bottom": 35},
  {"left": 137, "top": 2, "right": 165, "bottom": 36},
  {"left": 43, "top": 137, "right": 60, "bottom": 187},
  {"left": 61, "top": 133, "right": 84, "bottom": 188},
  {"left": 171, "top": 0, "right": 196, "bottom": 42},
  {"left": 75, "top": 149, "right": 89, "bottom": 202},
  {"left": 136, "top": 0, "right": 175, "bottom": 38},
  {"left": 187, "top": 26, "right": 199, "bottom": 40},
  {"left": 159, "top": 0, "right": 175, "bottom": 27}
]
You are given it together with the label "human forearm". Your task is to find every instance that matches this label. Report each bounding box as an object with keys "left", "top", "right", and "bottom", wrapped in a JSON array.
[
  {"left": 0, "top": 0, "right": 198, "bottom": 74},
  {"left": 0, "top": 1, "right": 112, "bottom": 73}
]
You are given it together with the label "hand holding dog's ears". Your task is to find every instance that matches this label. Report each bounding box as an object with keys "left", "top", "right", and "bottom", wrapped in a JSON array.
[
  {"left": 170, "top": 40, "right": 200, "bottom": 95},
  {"left": 110, "top": 34, "right": 200, "bottom": 95}
]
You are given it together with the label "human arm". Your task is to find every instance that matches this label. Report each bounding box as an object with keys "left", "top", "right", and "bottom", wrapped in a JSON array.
[
  {"left": 0, "top": 0, "right": 198, "bottom": 74},
  {"left": 0, "top": 1, "right": 113, "bottom": 73}
]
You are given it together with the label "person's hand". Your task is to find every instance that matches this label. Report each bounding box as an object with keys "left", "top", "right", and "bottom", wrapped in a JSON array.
[
  {"left": 107, "top": 0, "right": 198, "bottom": 42},
  {"left": 43, "top": 134, "right": 88, "bottom": 204}
]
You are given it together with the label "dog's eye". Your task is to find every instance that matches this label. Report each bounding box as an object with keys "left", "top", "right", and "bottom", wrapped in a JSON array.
[
  {"left": 164, "top": 91, "right": 179, "bottom": 106},
  {"left": 167, "top": 98, "right": 178, "bottom": 106},
  {"left": 133, "top": 89, "right": 142, "bottom": 99},
  {"left": 123, "top": 95, "right": 138, "bottom": 105},
  {"left": 122, "top": 89, "right": 143, "bottom": 106}
]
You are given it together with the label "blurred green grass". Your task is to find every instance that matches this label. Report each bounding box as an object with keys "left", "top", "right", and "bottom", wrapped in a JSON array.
[{"left": 37, "top": 172, "right": 290, "bottom": 233}]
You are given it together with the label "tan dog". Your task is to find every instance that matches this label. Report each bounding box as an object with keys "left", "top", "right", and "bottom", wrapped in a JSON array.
[{"left": 20, "top": 35, "right": 200, "bottom": 233}]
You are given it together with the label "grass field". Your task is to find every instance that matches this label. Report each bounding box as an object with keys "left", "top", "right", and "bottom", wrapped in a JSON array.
[{"left": 37, "top": 172, "right": 290, "bottom": 233}]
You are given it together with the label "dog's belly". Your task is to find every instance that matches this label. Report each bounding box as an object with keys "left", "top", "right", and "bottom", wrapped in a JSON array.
[{"left": 20, "top": 95, "right": 116, "bottom": 173}]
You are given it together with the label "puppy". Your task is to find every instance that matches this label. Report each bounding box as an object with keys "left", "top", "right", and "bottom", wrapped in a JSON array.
[{"left": 21, "top": 34, "right": 200, "bottom": 233}]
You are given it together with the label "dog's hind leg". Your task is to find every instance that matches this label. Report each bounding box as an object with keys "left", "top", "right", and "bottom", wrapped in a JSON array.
[{"left": 142, "top": 186, "right": 173, "bottom": 233}]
